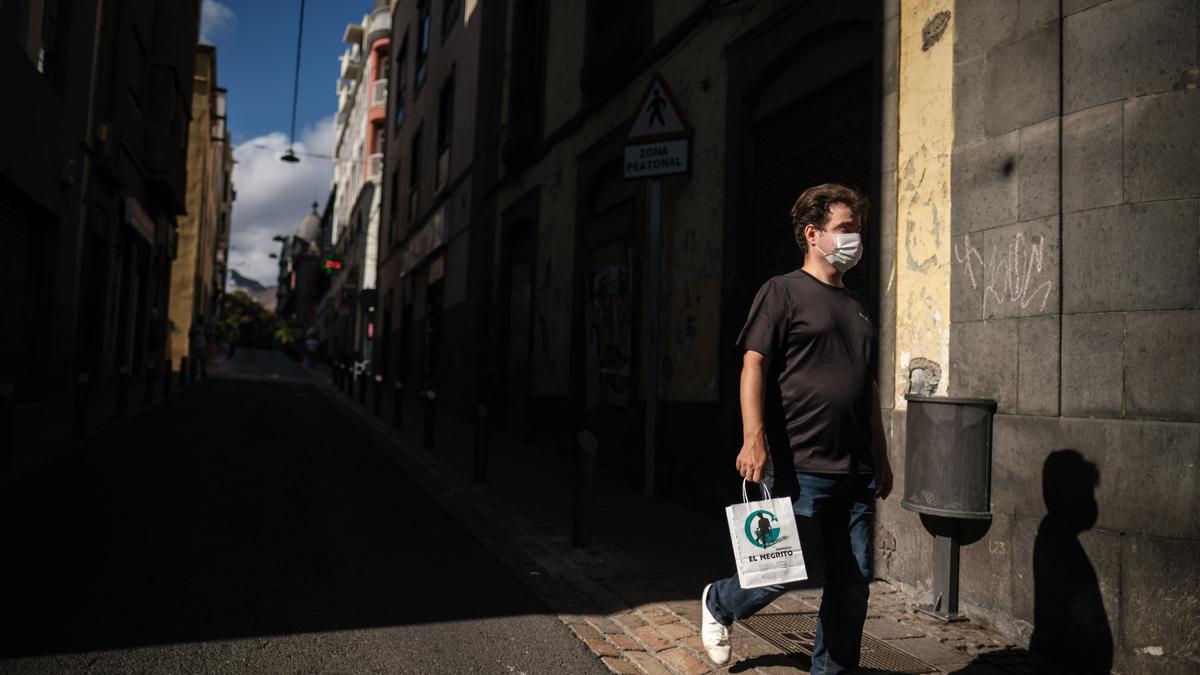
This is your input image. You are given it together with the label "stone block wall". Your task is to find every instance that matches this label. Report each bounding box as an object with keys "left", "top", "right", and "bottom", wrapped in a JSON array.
[{"left": 880, "top": 1, "right": 1200, "bottom": 672}]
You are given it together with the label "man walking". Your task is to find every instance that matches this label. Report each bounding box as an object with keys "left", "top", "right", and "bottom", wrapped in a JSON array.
[{"left": 701, "top": 184, "right": 892, "bottom": 673}]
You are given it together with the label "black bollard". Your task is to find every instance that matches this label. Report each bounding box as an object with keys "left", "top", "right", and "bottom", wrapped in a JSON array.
[
  {"left": 72, "top": 372, "right": 90, "bottom": 442},
  {"left": 163, "top": 358, "right": 172, "bottom": 396},
  {"left": 373, "top": 374, "right": 383, "bottom": 415},
  {"left": 115, "top": 365, "right": 129, "bottom": 419},
  {"left": 1, "top": 383, "right": 14, "bottom": 476},
  {"left": 144, "top": 361, "right": 156, "bottom": 406},
  {"left": 572, "top": 431, "right": 599, "bottom": 548},
  {"left": 357, "top": 368, "right": 368, "bottom": 405},
  {"left": 392, "top": 381, "right": 404, "bottom": 430},
  {"left": 345, "top": 364, "right": 355, "bottom": 398},
  {"left": 473, "top": 404, "right": 490, "bottom": 482},
  {"left": 422, "top": 389, "right": 437, "bottom": 449},
  {"left": 189, "top": 355, "right": 197, "bottom": 383},
  {"left": 179, "top": 356, "right": 188, "bottom": 388}
]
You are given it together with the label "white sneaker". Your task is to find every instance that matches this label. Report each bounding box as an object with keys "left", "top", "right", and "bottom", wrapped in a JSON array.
[{"left": 700, "top": 583, "right": 731, "bottom": 665}]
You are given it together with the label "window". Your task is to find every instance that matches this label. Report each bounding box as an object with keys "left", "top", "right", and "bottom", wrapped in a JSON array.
[
  {"left": 410, "top": 126, "right": 422, "bottom": 187},
  {"left": 416, "top": 1, "right": 431, "bottom": 93},
  {"left": 390, "top": 166, "right": 401, "bottom": 239},
  {"left": 374, "top": 126, "right": 386, "bottom": 154},
  {"left": 503, "top": 0, "right": 548, "bottom": 167},
  {"left": 15, "top": 0, "right": 68, "bottom": 88},
  {"left": 442, "top": 0, "right": 460, "bottom": 41},
  {"left": 128, "top": 29, "right": 149, "bottom": 112},
  {"left": 394, "top": 33, "right": 408, "bottom": 128},
  {"left": 436, "top": 71, "right": 454, "bottom": 190},
  {"left": 408, "top": 125, "right": 422, "bottom": 221},
  {"left": 581, "top": 0, "right": 652, "bottom": 96},
  {"left": 436, "top": 72, "right": 454, "bottom": 150}
]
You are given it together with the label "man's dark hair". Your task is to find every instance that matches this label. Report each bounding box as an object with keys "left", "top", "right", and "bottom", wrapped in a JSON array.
[{"left": 790, "top": 183, "right": 870, "bottom": 255}]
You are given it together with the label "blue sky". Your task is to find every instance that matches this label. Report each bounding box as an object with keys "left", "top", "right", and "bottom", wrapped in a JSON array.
[{"left": 201, "top": 0, "right": 373, "bottom": 286}]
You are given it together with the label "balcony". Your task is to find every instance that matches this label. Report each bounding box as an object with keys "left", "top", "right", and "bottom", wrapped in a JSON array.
[
  {"left": 366, "top": 7, "right": 391, "bottom": 43},
  {"left": 143, "top": 65, "right": 189, "bottom": 214},
  {"left": 336, "top": 80, "right": 358, "bottom": 125},
  {"left": 371, "top": 79, "right": 387, "bottom": 108},
  {"left": 340, "top": 45, "right": 363, "bottom": 81},
  {"left": 367, "top": 153, "right": 384, "bottom": 181}
]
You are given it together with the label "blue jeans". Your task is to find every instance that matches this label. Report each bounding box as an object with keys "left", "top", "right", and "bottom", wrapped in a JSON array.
[{"left": 707, "top": 471, "right": 875, "bottom": 674}]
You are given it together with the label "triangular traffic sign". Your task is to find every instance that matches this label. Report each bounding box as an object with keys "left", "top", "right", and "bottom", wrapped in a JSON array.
[{"left": 624, "top": 74, "right": 692, "bottom": 144}]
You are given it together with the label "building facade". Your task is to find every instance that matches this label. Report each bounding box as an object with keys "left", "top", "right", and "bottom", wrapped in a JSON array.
[
  {"left": 0, "top": 0, "right": 201, "bottom": 473},
  {"left": 275, "top": 202, "right": 328, "bottom": 330},
  {"left": 374, "top": 0, "right": 489, "bottom": 410},
  {"left": 479, "top": 0, "right": 885, "bottom": 492},
  {"left": 320, "top": 1, "right": 391, "bottom": 367},
  {"left": 466, "top": 0, "right": 1196, "bottom": 670},
  {"left": 167, "top": 44, "right": 233, "bottom": 366},
  {"left": 879, "top": 2, "right": 1200, "bottom": 672}
]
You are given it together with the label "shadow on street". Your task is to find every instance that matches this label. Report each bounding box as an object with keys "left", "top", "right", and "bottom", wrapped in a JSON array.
[{"left": 0, "top": 372, "right": 579, "bottom": 660}]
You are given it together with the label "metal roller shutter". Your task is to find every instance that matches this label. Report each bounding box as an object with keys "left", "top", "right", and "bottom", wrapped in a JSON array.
[
  {"left": 751, "top": 67, "right": 873, "bottom": 301},
  {"left": 0, "top": 179, "right": 47, "bottom": 396}
]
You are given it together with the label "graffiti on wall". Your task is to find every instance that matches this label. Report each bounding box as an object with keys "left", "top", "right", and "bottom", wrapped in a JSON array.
[
  {"left": 954, "top": 231, "right": 1054, "bottom": 320},
  {"left": 584, "top": 245, "right": 632, "bottom": 409}
]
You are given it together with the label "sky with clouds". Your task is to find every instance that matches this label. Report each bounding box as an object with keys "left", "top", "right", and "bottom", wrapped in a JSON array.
[{"left": 199, "top": 0, "right": 368, "bottom": 286}]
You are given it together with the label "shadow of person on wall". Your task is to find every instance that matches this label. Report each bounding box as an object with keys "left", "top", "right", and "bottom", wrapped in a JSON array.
[{"left": 1029, "top": 449, "right": 1113, "bottom": 673}]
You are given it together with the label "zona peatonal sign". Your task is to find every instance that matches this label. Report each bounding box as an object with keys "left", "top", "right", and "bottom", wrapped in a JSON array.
[{"left": 623, "top": 74, "right": 692, "bottom": 179}]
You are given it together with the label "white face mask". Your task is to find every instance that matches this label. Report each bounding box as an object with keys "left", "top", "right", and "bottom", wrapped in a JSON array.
[{"left": 813, "top": 231, "right": 863, "bottom": 273}]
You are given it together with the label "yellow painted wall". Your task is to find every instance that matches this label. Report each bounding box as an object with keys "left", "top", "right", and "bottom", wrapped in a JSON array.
[
  {"left": 168, "top": 50, "right": 216, "bottom": 364},
  {"left": 894, "top": 0, "right": 954, "bottom": 407}
]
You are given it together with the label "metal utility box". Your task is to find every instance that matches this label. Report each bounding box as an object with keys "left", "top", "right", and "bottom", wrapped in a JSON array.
[{"left": 902, "top": 395, "right": 997, "bottom": 520}]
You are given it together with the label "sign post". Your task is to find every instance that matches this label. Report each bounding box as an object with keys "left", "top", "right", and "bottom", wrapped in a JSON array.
[{"left": 623, "top": 74, "right": 692, "bottom": 498}]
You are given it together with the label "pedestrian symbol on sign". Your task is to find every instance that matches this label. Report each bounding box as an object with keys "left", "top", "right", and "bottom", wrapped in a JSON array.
[{"left": 647, "top": 89, "right": 667, "bottom": 128}]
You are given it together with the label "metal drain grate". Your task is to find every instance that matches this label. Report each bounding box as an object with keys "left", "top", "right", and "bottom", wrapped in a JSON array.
[{"left": 739, "top": 613, "right": 938, "bottom": 673}]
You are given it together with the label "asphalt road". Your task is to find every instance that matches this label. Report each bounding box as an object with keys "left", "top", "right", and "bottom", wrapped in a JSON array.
[{"left": 0, "top": 356, "right": 605, "bottom": 674}]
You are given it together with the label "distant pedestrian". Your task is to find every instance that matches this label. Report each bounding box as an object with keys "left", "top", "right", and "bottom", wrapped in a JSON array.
[
  {"left": 304, "top": 334, "right": 318, "bottom": 368},
  {"left": 701, "top": 184, "right": 891, "bottom": 673},
  {"left": 189, "top": 318, "right": 208, "bottom": 377}
]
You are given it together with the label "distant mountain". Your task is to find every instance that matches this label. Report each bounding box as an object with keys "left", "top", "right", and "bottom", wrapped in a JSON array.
[
  {"left": 228, "top": 270, "right": 277, "bottom": 312},
  {"left": 230, "top": 269, "right": 268, "bottom": 292}
]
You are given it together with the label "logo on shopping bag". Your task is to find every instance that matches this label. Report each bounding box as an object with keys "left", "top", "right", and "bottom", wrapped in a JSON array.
[{"left": 743, "top": 510, "right": 781, "bottom": 549}]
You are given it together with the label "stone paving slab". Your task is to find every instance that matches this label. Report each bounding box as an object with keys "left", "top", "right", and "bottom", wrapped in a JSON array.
[{"left": 310, "top": 369, "right": 1072, "bottom": 674}]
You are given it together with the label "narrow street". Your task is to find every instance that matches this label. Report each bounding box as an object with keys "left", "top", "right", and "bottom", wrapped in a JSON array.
[{"left": 0, "top": 353, "right": 605, "bottom": 674}]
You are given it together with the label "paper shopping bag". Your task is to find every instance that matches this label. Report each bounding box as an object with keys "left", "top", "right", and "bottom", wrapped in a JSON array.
[{"left": 725, "top": 479, "right": 807, "bottom": 589}]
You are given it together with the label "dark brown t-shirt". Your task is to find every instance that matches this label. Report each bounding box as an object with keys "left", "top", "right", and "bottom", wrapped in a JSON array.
[{"left": 736, "top": 269, "right": 877, "bottom": 473}]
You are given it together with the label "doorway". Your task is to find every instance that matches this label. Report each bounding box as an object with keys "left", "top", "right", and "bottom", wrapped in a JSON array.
[
  {"left": 578, "top": 164, "right": 640, "bottom": 479},
  {"left": 500, "top": 222, "right": 534, "bottom": 432}
]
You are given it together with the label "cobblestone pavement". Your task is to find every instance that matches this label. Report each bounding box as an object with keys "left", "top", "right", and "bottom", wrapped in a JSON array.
[{"left": 314, "top": 362, "right": 1077, "bottom": 674}]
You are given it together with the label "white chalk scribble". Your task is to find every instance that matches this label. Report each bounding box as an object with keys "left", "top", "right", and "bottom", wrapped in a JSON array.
[{"left": 954, "top": 232, "right": 1053, "bottom": 320}]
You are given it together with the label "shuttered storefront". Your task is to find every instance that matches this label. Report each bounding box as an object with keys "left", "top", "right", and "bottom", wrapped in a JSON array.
[
  {"left": 0, "top": 179, "right": 49, "bottom": 398},
  {"left": 751, "top": 67, "right": 874, "bottom": 302}
]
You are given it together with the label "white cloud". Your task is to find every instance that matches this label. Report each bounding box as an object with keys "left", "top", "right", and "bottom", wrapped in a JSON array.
[
  {"left": 200, "top": 0, "right": 236, "bottom": 44},
  {"left": 227, "top": 116, "right": 337, "bottom": 287}
]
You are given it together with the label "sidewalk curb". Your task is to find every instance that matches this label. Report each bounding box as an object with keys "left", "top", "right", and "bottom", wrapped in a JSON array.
[
  {"left": 2, "top": 372, "right": 202, "bottom": 486},
  {"left": 308, "top": 371, "right": 1060, "bottom": 675},
  {"left": 309, "top": 374, "right": 742, "bottom": 674}
]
